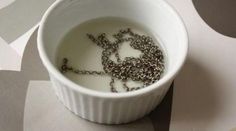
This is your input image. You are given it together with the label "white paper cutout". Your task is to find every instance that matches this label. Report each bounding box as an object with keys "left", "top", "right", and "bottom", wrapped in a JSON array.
[
  {"left": 0, "top": 36, "right": 21, "bottom": 70},
  {"left": 24, "top": 81, "right": 155, "bottom": 131},
  {"left": 10, "top": 24, "right": 39, "bottom": 57},
  {"left": 166, "top": 0, "right": 236, "bottom": 130},
  {"left": 0, "top": 0, "right": 15, "bottom": 9}
]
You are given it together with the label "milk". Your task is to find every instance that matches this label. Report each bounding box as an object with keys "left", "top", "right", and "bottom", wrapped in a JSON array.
[{"left": 56, "top": 17, "right": 165, "bottom": 92}]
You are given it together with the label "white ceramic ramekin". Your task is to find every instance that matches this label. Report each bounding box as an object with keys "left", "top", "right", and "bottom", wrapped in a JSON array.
[{"left": 37, "top": 0, "right": 188, "bottom": 124}]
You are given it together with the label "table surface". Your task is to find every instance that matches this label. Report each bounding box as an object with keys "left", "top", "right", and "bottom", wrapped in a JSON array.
[{"left": 0, "top": 0, "right": 236, "bottom": 131}]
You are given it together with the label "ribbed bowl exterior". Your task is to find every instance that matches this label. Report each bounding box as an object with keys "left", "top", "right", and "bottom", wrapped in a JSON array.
[{"left": 49, "top": 74, "right": 172, "bottom": 124}]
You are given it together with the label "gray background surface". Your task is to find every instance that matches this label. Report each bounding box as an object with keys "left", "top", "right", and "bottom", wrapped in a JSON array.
[{"left": 0, "top": 0, "right": 236, "bottom": 131}]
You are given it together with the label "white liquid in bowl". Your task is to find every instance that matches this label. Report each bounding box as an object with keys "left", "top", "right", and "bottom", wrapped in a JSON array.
[{"left": 56, "top": 17, "right": 166, "bottom": 92}]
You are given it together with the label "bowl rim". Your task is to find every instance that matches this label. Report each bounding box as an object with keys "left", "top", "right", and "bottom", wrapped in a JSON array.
[{"left": 37, "top": 0, "right": 188, "bottom": 98}]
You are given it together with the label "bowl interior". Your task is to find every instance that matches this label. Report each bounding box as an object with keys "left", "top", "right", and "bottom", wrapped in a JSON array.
[{"left": 39, "top": 0, "right": 187, "bottom": 92}]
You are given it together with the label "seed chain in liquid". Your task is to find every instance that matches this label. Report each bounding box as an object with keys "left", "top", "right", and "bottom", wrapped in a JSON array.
[{"left": 60, "top": 28, "right": 165, "bottom": 93}]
